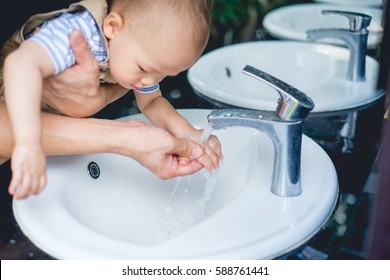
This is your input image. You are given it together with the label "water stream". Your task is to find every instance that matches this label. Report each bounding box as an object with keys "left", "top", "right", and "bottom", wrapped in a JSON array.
[
  {"left": 199, "top": 123, "right": 214, "bottom": 143},
  {"left": 160, "top": 123, "right": 220, "bottom": 240}
]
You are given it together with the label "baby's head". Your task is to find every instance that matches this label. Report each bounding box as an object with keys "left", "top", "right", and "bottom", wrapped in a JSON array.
[{"left": 102, "top": 0, "right": 212, "bottom": 90}]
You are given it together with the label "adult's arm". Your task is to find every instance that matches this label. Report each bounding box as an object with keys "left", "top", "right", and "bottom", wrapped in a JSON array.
[{"left": 0, "top": 103, "right": 204, "bottom": 182}]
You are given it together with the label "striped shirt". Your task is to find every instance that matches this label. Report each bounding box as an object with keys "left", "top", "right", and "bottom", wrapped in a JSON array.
[{"left": 28, "top": 9, "right": 159, "bottom": 94}]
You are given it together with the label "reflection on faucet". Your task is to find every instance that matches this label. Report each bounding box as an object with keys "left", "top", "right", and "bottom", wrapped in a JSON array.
[
  {"left": 340, "top": 111, "right": 358, "bottom": 153},
  {"left": 306, "top": 10, "right": 372, "bottom": 82},
  {"left": 207, "top": 65, "right": 314, "bottom": 197}
]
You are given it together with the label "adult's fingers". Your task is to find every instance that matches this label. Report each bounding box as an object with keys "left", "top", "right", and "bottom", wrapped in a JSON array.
[
  {"left": 171, "top": 157, "right": 204, "bottom": 178},
  {"left": 172, "top": 138, "right": 203, "bottom": 161},
  {"left": 69, "top": 29, "right": 95, "bottom": 67}
]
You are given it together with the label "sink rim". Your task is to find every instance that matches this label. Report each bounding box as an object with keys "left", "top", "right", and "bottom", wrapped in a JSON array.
[
  {"left": 262, "top": 3, "right": 383, "bottom": 49},
  {"left": 12, "top": 109, "right": 339, "bottom": 259},
  {"left": 313, "top": 0, "right": 383, "bottom": 7},
  {"left": 187, "top": 41, "right": 383, "bottom": 114}
]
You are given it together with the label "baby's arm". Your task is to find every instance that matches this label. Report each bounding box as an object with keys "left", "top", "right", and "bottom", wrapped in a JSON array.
[
  {"left": 4, "top": 40, "right": 56, "bottom": 199},
  {"left": 134, "top": 90, "right": 222, "bottom": 171}
]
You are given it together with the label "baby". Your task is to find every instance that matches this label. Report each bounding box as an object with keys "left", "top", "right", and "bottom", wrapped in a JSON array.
[{"left": 2, "top": 0, "right": 222, "bottom": 199}]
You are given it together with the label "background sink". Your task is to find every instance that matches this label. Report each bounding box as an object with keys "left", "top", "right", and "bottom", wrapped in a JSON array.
[
  {"left": 13, "top": 109, "right": 338, "bottom": 259},
  {"left": 263, "top": 3, "right": 383, "bottom": 49},
  {"left": 313, "top": 0, "right": 383, "bottom": 7},
  {"left": 187, "top": 41, "right": 382, "bottom": 114}
]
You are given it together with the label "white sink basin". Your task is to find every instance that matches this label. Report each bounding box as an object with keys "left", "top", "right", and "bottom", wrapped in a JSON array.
[
  {"left": 188, "top": 41, "right": 382, "bottom": 113},
  {"left": 13, "top": 109, "right": 338, "bottom": 259},
  {"left": 263, "top": 3, "right": 383, "bottom": 49}
]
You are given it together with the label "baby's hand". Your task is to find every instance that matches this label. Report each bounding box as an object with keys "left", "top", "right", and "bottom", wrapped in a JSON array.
[
  {"left": 179, "top": 129, "right": 223, "bottom": 172},
  {"left": 9, "top": 144, "right": 47, "bottom": 200}
]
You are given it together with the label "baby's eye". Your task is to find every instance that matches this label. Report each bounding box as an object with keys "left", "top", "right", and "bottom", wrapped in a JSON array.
[{"left": 138, "top": 65, "right": 147, "bottom": 73}]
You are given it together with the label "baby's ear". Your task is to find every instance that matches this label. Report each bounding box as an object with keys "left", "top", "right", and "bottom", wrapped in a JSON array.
[{"left": 102, "top": 12, "right": 124, "bottom": 39}]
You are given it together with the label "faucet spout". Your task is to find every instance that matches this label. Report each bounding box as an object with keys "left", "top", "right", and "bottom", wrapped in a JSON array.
[
  {"left": 306, "top": 10, "right": 372, "bottom": 82},
  {"left": 208, "top": 66, "right": 314, "bottom": 197}
]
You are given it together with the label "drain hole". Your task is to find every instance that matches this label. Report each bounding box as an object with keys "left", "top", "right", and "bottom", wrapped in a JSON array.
[{"left": 88, "top": 162, "right": 100, "bottom": 179}]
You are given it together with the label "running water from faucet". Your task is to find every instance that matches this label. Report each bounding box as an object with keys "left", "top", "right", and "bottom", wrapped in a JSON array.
[
  {"left": 166, "top": 177, "right": 182, "bottom": 212},
  {"left": 199, "top": 123, "right": 214, "bottom": 143},
  {"left": 161, "top": 169, "right": 220, "bottom": 240},
  {"left": 196, "top": 123, "right": 220, "bottom": 218},
  {"left": 162, "top": 123, "right": 220, "bottom": 235}
]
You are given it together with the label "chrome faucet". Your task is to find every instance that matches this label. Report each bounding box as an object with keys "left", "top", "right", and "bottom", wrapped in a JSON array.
[
  {"left": 306, "top": 10, "right": 372, "bottom": 82},
  {"left": 207, "top": 65, "right": 315, "bottom": 197}
]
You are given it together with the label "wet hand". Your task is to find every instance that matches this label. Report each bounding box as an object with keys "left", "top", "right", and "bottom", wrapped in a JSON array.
[
  {"left": 179, "top": 129, "right": 223, "bottom": 172},
  {"left": 118, "top": 121, "right": 205, "bottom": 179}
]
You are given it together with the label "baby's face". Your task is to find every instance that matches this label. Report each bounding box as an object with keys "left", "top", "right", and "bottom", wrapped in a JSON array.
[{"left": 105, "top": 15, "right": 204, "bottom": 90}]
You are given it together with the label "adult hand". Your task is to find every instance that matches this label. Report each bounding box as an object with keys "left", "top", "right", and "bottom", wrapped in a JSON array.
[
  {"left": 175, "top": 129, "right": 223, "bottom": 172},
  {"left": 42, "top": 29, "right": 123, "bottom": 117},
  {"left": 114, "top": 120, "right": 205, "bottom": 178}
]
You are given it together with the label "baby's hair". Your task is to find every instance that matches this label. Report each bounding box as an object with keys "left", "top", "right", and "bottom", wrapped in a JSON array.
[{"left": 110, "top": 0, "right": 213, "bottom": 48}]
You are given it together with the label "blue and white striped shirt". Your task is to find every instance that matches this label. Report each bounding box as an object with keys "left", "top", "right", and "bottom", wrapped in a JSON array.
[{"left": 28, "top": 9, "right": 159, "bottom": 94}]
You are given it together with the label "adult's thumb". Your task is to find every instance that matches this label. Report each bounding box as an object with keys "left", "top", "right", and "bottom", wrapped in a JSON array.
[
  {"left": 69, "top": 29, "right": 93, "bottom": 65},
  {"left": 175, "top": 139, "right": 203, "bottom": 161}
]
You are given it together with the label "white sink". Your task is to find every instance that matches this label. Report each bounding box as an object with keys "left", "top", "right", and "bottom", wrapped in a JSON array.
[
  {"left": 263, "top": 3, "right": 383, "bottom": 49},
  {"left": 313, "top": 0, "right": 383, "bottom": 7},
  {"left": 187, "top": 41, "right": 382, "bottom": 113},
  {"left": 13, "top": 109, "right": 338, "bottom": 259}
]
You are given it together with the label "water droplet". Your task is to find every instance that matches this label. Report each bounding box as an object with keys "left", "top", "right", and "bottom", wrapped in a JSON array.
[
  {"left": 9, "top": 239, "right": 16, "bottom": 245},
  {"left": 166, "top": 205, "right": 171, "bottom": 212}
]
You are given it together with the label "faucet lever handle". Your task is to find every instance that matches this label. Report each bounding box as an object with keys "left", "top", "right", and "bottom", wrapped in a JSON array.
[
  {"left": 242, "top": 65, "right": 314, "bottom": 121},
  {"left": 321, "top": 10, "right": 372, "bottom": 31}
]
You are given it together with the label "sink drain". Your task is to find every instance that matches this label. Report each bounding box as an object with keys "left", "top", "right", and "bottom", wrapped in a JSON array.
[{"left": 88, "top": 162, "right": 100, "bottom": 179}]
